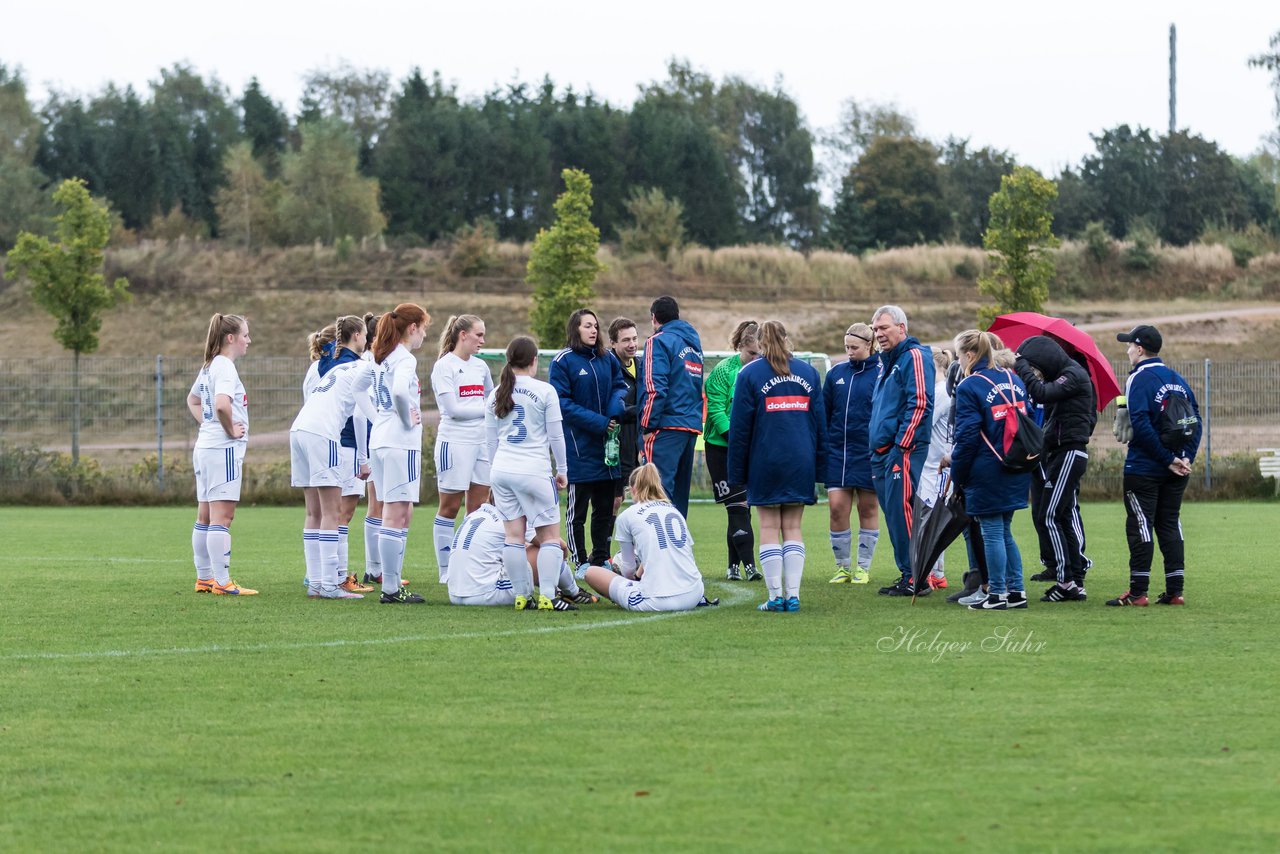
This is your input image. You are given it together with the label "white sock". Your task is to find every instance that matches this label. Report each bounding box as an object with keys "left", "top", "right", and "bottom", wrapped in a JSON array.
[
  {"left": 857, "top": 528, "right": 880, "bottom": 569},
  {"left": 319, "top": 530, "right": 340, "bottom": 588},
  {"left": 930, "top": 553, "right": 945, "bottom": 578},
  {"left": 364, "top": 516, "right": 382, "bottom": 578},
  {"left": 782, "top": 540, "right": 805, "bottom": 599},
  {"left": 378, "top": 527, "right": 407, "bottom": 595},
  {"left": 303, "top": 528, "right": 320, "bottom": 586},
  {"left": 503, "top": 543, "right": 533, "bottom": 598},
  {"left": 192, "top": 522, "right": 212, "bottom": 581},
  {"left": 337, "top": 525, "right": 349, "bottom": 580},
  {"left": 558, "top": 560, "right": 580, "bottom": 596},
  {"left": 537, "top": 542, "right": 563, "bottom": 601},
  {"left": 829, "top": 529, "right": 852, "bottom": 567},
  {"left": 206, "top": 525, "right": 231, "bottom": 586},
  {"left": 433, "top": 514, "right": 455, "bottom": 584},
  {"left": 759, "top": 544, "right": 783, "bottom": 600}
]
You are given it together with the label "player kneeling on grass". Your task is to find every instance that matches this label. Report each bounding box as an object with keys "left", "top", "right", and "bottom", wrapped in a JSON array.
[
  {"left": 582, "top": 464, "right": 706, "bottom": 612},
  {"left": 447, "top": 500, "right": 598, "bottom": 607}
]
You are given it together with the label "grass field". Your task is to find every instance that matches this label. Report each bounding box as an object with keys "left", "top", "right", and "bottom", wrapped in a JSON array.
[{"left": 2, "top": 501, "right": 1277, "bottom": 852}]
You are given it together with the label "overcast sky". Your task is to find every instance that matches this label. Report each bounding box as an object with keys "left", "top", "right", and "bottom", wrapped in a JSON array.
[{"left": 4, "top": 1, "right": 1277, "bottom": 176}]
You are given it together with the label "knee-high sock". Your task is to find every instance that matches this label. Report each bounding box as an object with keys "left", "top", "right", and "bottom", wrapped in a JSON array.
[
  {"left": 192, "top": 522, "right": 212, "bottom": 581},
  {"left": 857, "top": 528, "right": 880, "bottom": 569},
  {"left": 558, "top": 560, "right": 580, "bottom": 596},
  {"left": 318, "top": 530, "right": 340, "bottom": 588},
  {"left": 728, "top": 505, "right": 755, "bottom": 568},
  {"left": 433, "top": 515, "right": 455, "bottom": 584},
  {"left": 337, "top": 525, "right": 349, "bottom": 580},
  {"left": 303, "top": 529, "right": 320, "bottom": 586},
  {"left": 378, "top": 527, "right": 408, "bottom": 595},
  {"left": 364, "top": 516, "right": 382, "bottom": 578},
  {"left": 537, "top": 542, "right": 563, "bottom": 601},
  {"left": 829, "top": 529, "right": 852, "bottom": 568},
  {"left": 782, "top": 540, "right": 805, "bottom": 598},
  {"left": 503, "top": 543, "right": 533, "bottom": 598},
  {"left": 759, "top": 544, "right": 783, "bottom": 600},
  {"left": 206, "top": 525, "right": 232, "bottom": 586}
]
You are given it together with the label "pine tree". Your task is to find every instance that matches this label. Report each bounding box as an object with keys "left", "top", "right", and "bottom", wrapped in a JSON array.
[{"left": 526, "top": 169, "right": 604, "bottom": 347}]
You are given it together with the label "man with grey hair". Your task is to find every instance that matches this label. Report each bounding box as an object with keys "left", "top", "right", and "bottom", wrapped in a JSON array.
[{"left": 868, "top": 305, "right": 935, "bottom": 596}]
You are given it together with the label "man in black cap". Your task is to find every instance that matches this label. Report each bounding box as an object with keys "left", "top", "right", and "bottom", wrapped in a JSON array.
[{"left": 1107, "top": 324, "right": 1201, "bottom": 607}]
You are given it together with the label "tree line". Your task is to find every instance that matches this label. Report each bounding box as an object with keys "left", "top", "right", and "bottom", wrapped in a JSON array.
[{"left": 2, "top": 51, "right": 1279, "bottom": 255}]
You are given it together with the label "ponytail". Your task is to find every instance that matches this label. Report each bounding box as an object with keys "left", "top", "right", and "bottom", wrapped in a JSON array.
[
  {"left": 372, "top": 303, "right": 430, "bottom": 364},
  {"left": 493, "top": 336, "right": 538, "bottom": 419},
  {"left": 759, "top": 320, "right": 791, "bottom": 375},
  {"left": 954, "top": 330, "right": 1011, "bottom": 377},
  {"left": 203, "top": 313, "right": 246, "bottom": 366},
  {"left": 729, "top": 320, "right": 759, "bottom": 351},
  {"left": 438, "top": 314, "right": 483, "bottom": 358},
  {"left": 628, "top": 463, "right": 670, "bottom": 504},
  {"left": 307, "top": 324, "right": 337, "bottom": 361},
  {"left": 335, "top": 315, "right": 365, "bottom": 350}
]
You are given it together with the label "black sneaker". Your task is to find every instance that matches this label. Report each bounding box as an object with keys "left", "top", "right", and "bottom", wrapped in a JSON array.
[
  {"left": 726, "top": 565, "right": 743, "bottom": 581},
  {"left": 1006, "top": 591, "right": 1028, "bottom": 609},
  {"left": 972, "top": 592, "right": 1008, "bottom": 611},
  {"left": 1029, "top": 568, "right": 1056, "bottom": 583},
  {"left": 696, "top": 595, "right": 720, "bottom": 607},
  {"left": 562, "top": 588, "right": 599, "bottom": 605},
  {"left": 743, "top": 565, "right": 763, "bottom": 582},
  {"left": 1041, "top": 583, "right": 1086, "bottom": 602},
  {"left": 380, "top": 587, "right": 425, "bottom": 604},
  {"left": 1154, "top": 591, "right": 1185, "bottom": 605},
  {"left": 363, "top": 572, "right": 382, "bottom": 584},
  {"left": 879, "top": 579, "right": 914, "bottom": 597}
]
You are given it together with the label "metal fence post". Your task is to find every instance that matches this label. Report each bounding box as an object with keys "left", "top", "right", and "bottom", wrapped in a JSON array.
[
  {"left": 1203, "top": 358, "right": 1211, "bottom": 492},
  {"left": 156, "top": 355, "right": 165, "bottom": 493}
]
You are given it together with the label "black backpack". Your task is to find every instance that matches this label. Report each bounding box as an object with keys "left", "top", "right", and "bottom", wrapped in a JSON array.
[
  {"left": 977, "top": 371, "right": 1044, "bottom": 474},
  {"left": 1159, "top": 394, "right": 1198, "bottom": 450}
]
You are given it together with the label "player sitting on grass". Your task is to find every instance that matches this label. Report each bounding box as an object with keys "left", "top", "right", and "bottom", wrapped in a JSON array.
[{"left": 581, "top": 464, "right": 706, "bottom": 612}]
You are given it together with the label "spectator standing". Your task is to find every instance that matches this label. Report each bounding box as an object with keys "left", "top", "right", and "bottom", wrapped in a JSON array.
[{"left": 638, "top": 296, "right": 705, "bottom": 518}]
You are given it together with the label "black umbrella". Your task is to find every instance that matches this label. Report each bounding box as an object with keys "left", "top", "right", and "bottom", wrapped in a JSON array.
[{"left": 910, "top": 473, "right": 970, "bottom": 602}]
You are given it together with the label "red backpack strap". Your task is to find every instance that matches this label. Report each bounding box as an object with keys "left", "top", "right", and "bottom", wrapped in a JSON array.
[{"left": 973, "top": 371, "right": 1018, "bottom": 461}]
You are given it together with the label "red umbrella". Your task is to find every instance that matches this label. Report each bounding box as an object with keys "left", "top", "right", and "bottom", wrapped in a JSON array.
[{"left": 986, "top": 312, "right": 1122, "bottom": 410}]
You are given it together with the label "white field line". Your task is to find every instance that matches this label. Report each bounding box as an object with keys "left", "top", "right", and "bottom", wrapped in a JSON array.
[{"left": 2, "top": 584, "right": 755, "bottom": 663}]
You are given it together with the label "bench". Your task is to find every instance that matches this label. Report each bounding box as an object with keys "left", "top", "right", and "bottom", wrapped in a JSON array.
[{"left": 1260, "top": 449, "right": 1280, "bottom": 496}]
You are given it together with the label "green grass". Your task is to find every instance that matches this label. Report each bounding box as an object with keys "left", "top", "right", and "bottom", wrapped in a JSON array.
[{"left": 2, "top": 502, "right": 1277, "bottom": 852}]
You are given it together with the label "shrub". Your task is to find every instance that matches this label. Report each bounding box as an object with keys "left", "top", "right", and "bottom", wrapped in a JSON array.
[{"left": 1083, "top": 220, "right": 1113, "bottom": 264}]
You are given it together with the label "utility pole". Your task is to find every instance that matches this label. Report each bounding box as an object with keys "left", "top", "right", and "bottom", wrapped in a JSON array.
[{"left": 1169, "top": 23, "right": 1177, "bottom": 135}]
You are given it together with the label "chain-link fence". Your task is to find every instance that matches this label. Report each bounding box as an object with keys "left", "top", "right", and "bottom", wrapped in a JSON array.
[{"left": 3, "top": 354, "right": 1277, "bottom": 497}]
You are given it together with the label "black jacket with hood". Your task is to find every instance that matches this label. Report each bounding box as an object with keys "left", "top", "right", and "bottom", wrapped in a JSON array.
[{"left": 1013, "top": 335, "right": 1097, "bottom": 452}]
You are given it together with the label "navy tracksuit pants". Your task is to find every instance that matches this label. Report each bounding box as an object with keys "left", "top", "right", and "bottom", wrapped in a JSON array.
[
  {"left": 871, "top": 445, "right": 928, "bottom": 581},
  {"left": 642, "top": 429, "right": 698, "bottom": 518}
]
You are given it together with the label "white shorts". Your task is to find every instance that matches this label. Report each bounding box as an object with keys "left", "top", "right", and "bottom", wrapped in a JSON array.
[
  {"left": 338, "top": 446, "right": 366, "bottom": 498},
  {"left": 448, "top": 587, "right": 517, "bottom": 607},
  {"left": 193, "top": 445, "right": 244, "bottom": 503},
  {"left": 608, "top": 577, "right": 704, "bottom": 612},
  {"left": 435, "top": 439, "right": 490, "bottom": 493},
  {"left": 490, "top": 469, "right": 560, "bottom": 528},
  {"left": 290, "top": 430, "right": 342, "bottom": 488},
  {"left": 372, "top": 447, "right": 422, "bottom": 504}
]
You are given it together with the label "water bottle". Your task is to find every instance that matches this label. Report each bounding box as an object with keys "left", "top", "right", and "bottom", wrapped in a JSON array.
[{"left": 604, "top": 425, "right": 621, "bottom": 468}]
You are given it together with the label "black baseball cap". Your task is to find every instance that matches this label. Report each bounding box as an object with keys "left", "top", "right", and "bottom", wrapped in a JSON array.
[{"left": 1116, "top": 325, "right": 1162, "bottom": 354}]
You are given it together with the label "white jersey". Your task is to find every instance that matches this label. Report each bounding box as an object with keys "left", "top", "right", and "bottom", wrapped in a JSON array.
[
  {"left": 190, "top": 355, "right": 248, "bottom": 449},
  {"left": 302, "top": 360, "right": 321, "bottom": 402},
  {"left": 485, "top": 376, "right": 565, "bottom": 477},
  {"left": 370, "top": 344, "right": 423, "bottom": 452},
  {"left": 447, "top": 503, "right": 510, "bottom": 600},
  {"left": 290, "top": 360, "right": 375, "bottom": 459},
  {"left": 432, "top": 352, "right": 493, "bottom": 444},
  {"left": 615, "top": 500, "right": 702, "bottom": 598}
]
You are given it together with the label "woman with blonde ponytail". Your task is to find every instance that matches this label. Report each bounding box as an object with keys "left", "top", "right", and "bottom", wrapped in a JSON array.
[
  {"left": 728, "top": 320, "right": 826, "bottom": 613},
  {"left": 428, "top": 314, "right": 493, "bottom": 585},
  {"left": 369, "top": 303, "right": 431, "bottom": 604},
  {"left": 581, "top": 463, "right": 706, "bottom": 611},
  {"left": 185, "top": 313, "right": 256, "bottom": 596}
]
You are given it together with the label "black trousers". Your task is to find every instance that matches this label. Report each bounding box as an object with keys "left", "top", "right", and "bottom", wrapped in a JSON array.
[
  {"left": 1123, "top": 472, "right": 1189, "bottom": 595},
  {"left": 1034, "top": 448, "right": 1090, "bottom": 585},
  {"left": 567, "top": 480, "right": 617, "bottom": 567}
]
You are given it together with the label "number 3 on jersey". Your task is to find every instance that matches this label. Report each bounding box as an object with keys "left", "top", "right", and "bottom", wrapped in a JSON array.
[
  {"left": 507, "top": 402, "right": 527, "bottom": 444},
  {"left": 643, "top": 510, "right": 688, "bottom": 549}
]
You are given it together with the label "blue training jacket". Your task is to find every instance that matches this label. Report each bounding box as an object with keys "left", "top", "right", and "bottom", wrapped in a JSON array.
[
  {"left": 822, "top": 356, "right": 877, "bottom": 489},
  {"left": 868, "top": 336, "right": 934, "bottom": 455},
  {"left": 638, "top": 319, "right": 705, "bottom": 433},
  {"left": 548, "top": 345, "right": 627, "bottom": 483},
  {"left": 727, "top": 356, "right": 826, "bottom": 506},
  {"left": 318, "top": 345, "right": 363, "bottom": 450},
  {"left": 1123, "top": 357, "right": 1202, "bottom": 477},
  {"left": 950, "top": 360, "right": 1031, "bottom": 516}
]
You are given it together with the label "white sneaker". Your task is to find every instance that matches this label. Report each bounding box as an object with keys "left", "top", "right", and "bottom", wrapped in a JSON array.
[
  {"left": 957, "top": 587, "right": 988, "bottom": 606},
  {"left": 318, "top": 585, "right": 363, "bottom": 600}
]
